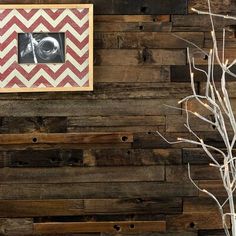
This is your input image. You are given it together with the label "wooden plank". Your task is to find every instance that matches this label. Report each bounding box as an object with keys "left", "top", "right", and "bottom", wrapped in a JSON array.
[
  {"left": 0, "top": 133, "right": 133, "bottom": 145},
  {"left": 0, "top": 83, "right": 191, "bottom": 100},
  {"left": 198, "top": 229, "right": 226, "bottom": 236},
  {"left": 167, "top": 213, "right": 225, "bottom": 231},
  {"left": 0, "top": 182, "right": 198, "bottom": 199},
  {"left": 83, "top": 148, "right": 182, "bottom": 166},
  {"left": 0, "top": 148, "right": 182, "bottom": 168},
  {"left": 171, "top": 65, "right": 236, "bottom": 82},
  {"left": 94, "top": 15, "right": 170, "bottom": 23},
  {"left": 68, "top": 116, "right": 165, "bottom": 129},
  {"left": 102, "top": 233, "right": 197, "bottom": 236},
  {"left": 166, "top": 115, "right": 214, "bottom": 132},
  {"left": 200, "top": 82, "right": 236, "bottom": 98},
  {"left": 37, "top": 0, "right": 187, "bottom": 14},
  {"left": 2, "top": 150, "right": 83, "bottom": 168},
  {"left": 0, "top": 218, "right": 33, "bottom": 235},
  {"left": 0, "top": 198, "right": 181, "bottom": 217},
  {"left": 188, "top": 0, "right": 233, "bottom": 14},
  {"left": 94, "top": 66, "right": 170, "bottom": 83},
  {"left": 0, "top": 166, "right": 164, "bottom": 183},
  {"left": 95, "top": 49, "right": 186, "bottom": 66},
  {"left": 189, "top": 48, "right": 236, "bottom": 65},
  {"left": 34, "top": 221, "right": 166, "bottom": 234},
  {"left": 172, "top": 15, "right": 236, "bottom": 31},
  {"left": 95, "top": 32, "right": 204, "bottom": 49},
  {"left": 183, "top": 148, "right": 225, "bottom": 164},
  {"left": 166, "top": 165, "right": 220, "bottom": 182},
  {"left": 0, "top": 99, "right": 180, "bottom": 116},
  {"left": 94, "top": 22, "right": 171, "bottom": 32},
  {"left": 183, "top": 197, "right": 226, "bottom": 213},
  {"left": 199, "top": 181, "right": 225, "bottom": 197},
  {"left": 0, "top": 117, "right": 67, "bottom": 134}
]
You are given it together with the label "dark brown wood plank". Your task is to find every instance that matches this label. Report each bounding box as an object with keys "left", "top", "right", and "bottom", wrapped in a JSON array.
[
  {"left": 0, "top": 99, "right": 180, "bottom": 116},
  {"left": 38, "top": 0, "right": 187, "bottom": 14},
  {"left": 166, "top": 165, "right": 220, "bottom": 182},
  {"left": 167, "top": 213, "right": 225, "bottom": 231},
  {"left": 0, "top": 148, "right": 182, "bottom": 168},
  {"left": 0, "top": 117, "right": 67, "bottom": 134},
  {"left": 0, "top": 83, "right": 191, "bottom": 100},
  {"left": 171, "top": 65, "right": 236, "bottom": 82},
  {"left": 188, "top": 0, "right": 233, "bottom": 13},
  {"left": 34, "top": 221, "right": 166, "bottom": 234},
  {"left": 2, "top": 150, "right": 83, "bottom": 167},
  {"left": 0, "top": 182, "right": 198, "bottom": 199},
  {"left": 183, "top": 148, "right": 226, "bottom": 164},
  {"left": 0, "top": 133, "right": 133, "bottom": 145},
  {"left": 183, "top": 197, "right": 225, "bottom": 213},
  {"left": 0, "top": 198, "right": 181, "bottom": 217},
  {"left": 83, "top": 148, "right": 182, "bottom": 166},
  {"left": 0, "top": 166, "right": 164, "bottom": 183},
  {"left": 198, "top": 181, "right": 225, "bottom": 197},
  {"left": 95, "top": 32, "right": 203, "bottom": 49}
]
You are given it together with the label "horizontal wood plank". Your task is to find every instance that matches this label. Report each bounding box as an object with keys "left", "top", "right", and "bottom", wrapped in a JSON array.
[
  {"left": 0, "top": 198, "right": 181, "bottom": 217},
  {"left": 0, "top": 133, "right": 133, "bottom": 145},
  {"left": 0, "top": 99, "right": 180, "bottom": 116},
  {"left": 0, "top": 182, "right": 198, "bottom": 199},
  {"left": 0, "top": 166, "right": 164, "bottom": 183},
  {"left": 95, "top": 49, "right": 186, "bottom": 66},
  {"left": 34, "top": 221, "right": 166, "bottom": 234},
  {"left": 95, "top": 32, "right": 204, "bottom": 49}
]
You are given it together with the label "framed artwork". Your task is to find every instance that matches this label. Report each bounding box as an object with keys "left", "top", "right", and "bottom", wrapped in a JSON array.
[{"left": 0, "top": 4, "right": 93, "bottom": 92}]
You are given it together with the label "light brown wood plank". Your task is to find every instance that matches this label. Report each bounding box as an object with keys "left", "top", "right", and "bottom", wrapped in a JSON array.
[
  {"left": 0, "top": 133, "right": 133, "bottom": 145},
  {"left": 34, "top": 221, "right": 166, "bottom": 234},
  {"left": 95, "top": 49, "right": 186, "bottom": 66}
]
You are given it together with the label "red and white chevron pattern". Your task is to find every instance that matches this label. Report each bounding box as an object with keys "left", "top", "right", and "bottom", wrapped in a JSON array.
[{"left": 0, "top": 6, "right": 92, "bottom": 91}]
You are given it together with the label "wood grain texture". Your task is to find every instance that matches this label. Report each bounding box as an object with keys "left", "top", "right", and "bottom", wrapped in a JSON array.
[
  {"left": 34, "top": 221, "right": 166, "bottom": 234},
  {"left": 0, "top": 198, "right": 181, "bottom": 217}
]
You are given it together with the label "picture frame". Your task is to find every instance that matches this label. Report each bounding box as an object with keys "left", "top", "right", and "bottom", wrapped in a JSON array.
[{"left": 0, "top": 4, "right": 93, "bottom": 92}]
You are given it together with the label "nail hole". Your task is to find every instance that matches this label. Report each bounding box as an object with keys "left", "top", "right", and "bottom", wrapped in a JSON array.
[
  {"left": 32, "top": 137, "right": 38, "bottom": 143},
  {"left": 129, "top": 224, "right": 135, "bottom": 229},
  {"left": 140, "top": 6, "right": 149, "bottom": 13},
  {"left": 139, "top": 25, "right": 144, "bottom": 30},
  {"left": 153, "top": 18, "right": 157, "bottom": 22},
  {"left": 203, "top": 55, "right": 208, "bottom": 60},
  {"left": 113, "top": 224, "right": 121, "bottom": 232},
  {"left": 189, "top": 222, "right": 195, "bottom": 228},
  {"left": 122, "top": 136, "right": 128, "bottom": 142},
  {"left": 147, "top": 131, "right": 152, "bottom": 135},
  {"left": 127, "top": 150, "right": 131, "bottom": 155}
]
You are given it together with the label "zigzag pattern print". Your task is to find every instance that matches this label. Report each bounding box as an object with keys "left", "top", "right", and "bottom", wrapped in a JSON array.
[{"left": 0, "top": 6, "right": 92, "bottom": 91}]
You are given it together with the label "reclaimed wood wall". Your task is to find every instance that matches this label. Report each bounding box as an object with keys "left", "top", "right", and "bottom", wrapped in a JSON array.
[{"left": 0, "top": 0, "right": 236, "bottom": 235}]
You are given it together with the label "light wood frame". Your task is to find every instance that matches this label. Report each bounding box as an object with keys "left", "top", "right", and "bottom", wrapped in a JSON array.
[{"left": 0, "top": 4, "right": 93, "bottom": 93}]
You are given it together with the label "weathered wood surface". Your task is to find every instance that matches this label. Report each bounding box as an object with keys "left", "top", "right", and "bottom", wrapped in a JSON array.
[
  {"left": 0, "top": 99, "right": 180, "bottom": 116},
  {"left": 0, "top": 198, "right": 181, "bottom": 217},
  {"left": 0, "top": 0, "right": 233, "bottom": 235},
  {"left": 0, "top": 182, "right": 198, "bottom": 200},
  {"left": 94, "top": 32, "right": 204, "bottom": 49},
  {"left": 94, "top": 49, "right": 186, "bottom": 66},
  {"left": 0, "top": 166, "right": 164, "bottom": 183},
  {"left": 34, "top": 221, "right": 166, "bottom": 234},
  {"left": 0, "top": 133, "right": 133, "bottom": 144}
]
